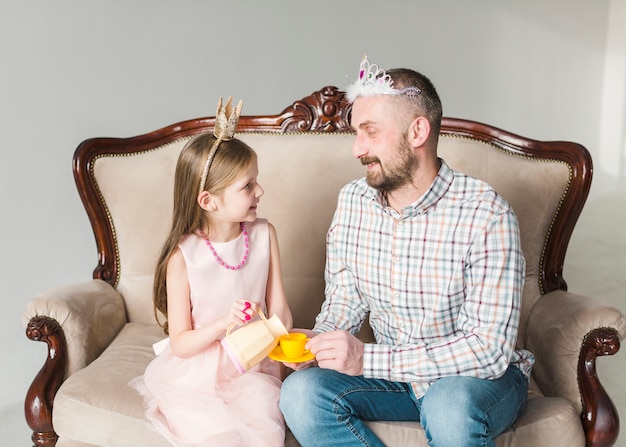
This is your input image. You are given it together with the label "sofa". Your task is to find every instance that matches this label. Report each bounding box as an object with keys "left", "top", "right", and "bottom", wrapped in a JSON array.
[{"left": 23, "top": 86, "right": 626, "bottom": 446}]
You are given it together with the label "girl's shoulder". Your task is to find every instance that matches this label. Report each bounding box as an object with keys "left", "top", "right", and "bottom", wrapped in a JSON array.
[
  {"left": 178, "top": 232, "right": 200, "bottom": 247},
  {"left": 248, "top": 218, "right": 269, "bottom": 237},
  {"left": 177, "top": 233, "right": 206, "bottom": 260}
]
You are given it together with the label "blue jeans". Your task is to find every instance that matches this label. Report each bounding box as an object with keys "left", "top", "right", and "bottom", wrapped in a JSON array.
[{"left": 280, "top": 365, "right": 528, "bottom": 447}]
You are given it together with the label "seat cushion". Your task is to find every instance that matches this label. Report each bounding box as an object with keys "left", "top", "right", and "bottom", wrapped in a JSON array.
[
  {"left": 53, "top": 323, "right": 171, "bottom": 447},
  {"left": 286, "top": 396, "right": 584, "bottom": 447},
  {"left": 372, "top": 397, "right": 584, "bottom": 447},
  {"left": 54, "top": 323, "right": 585, "bottom": 447}
]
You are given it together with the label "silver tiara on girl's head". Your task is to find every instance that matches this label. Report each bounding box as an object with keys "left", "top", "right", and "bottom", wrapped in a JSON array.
[
  {"left": 345, "top": 54, "right": 422, "bottom": 103},
  {"left": 199, "top": 97, "right": 243, "bottom": 194}
]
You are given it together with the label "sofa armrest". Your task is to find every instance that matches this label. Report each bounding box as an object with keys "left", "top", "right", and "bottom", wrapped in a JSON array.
[
  {"left": 526, "top": 290, "right": 625, "bottom": 447},
  {"left": 526, "top": 290, "right": 626, "bottom": 409},
  {"left": 22, "top": 279, "right": 126, "bottom": 446},
  {"left": 526, "top": 289, "right": 626, "bottom": 446},
  {"left": 23, "top": 279, "right": 127, "bottom": 376}
]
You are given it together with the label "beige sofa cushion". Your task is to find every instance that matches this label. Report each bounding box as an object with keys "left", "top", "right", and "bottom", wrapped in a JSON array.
[
  {"left": 363, "top": 395, "right": 585, "bottom": 447},
  {"left": 54, "top": 324, "right": 584, "bottom": 447},
  {"left": 93, "top": 133, "right": 567, "bottom": 339},
  {"left": 53, "top": 323, "right": 171, "bottom": 447}
]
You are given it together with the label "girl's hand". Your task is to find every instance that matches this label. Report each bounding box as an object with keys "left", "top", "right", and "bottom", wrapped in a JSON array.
[{"left": 226, "top": 299, "right": 259, "bottom": 328}]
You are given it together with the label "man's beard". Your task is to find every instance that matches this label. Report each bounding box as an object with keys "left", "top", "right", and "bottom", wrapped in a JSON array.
[{"left": 362, "top": 138, "right": 416, "bottom": 194}]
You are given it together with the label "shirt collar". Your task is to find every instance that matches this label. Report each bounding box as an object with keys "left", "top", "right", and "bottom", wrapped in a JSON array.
[{"left": 366, "top": 158, "right": 453, "bottom": 219}]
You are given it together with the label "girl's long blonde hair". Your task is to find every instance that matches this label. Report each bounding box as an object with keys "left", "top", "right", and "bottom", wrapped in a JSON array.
[{"left": 153, "top": 133, "right": 257, "bottom": 333}]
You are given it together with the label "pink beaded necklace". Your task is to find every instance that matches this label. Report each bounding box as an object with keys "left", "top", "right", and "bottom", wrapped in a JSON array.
[{"left": 199, "top": 223, "right": 249, "bottom": 270}]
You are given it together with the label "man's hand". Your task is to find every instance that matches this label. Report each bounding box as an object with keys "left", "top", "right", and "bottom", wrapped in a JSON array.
[{"left": 307, "top": 330, "right": 364, "bottom": 376}]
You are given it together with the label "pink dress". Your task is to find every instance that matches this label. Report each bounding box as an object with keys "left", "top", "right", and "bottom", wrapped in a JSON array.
[{"left": 130, "top": 219, "right": 285, "bottom": 447}]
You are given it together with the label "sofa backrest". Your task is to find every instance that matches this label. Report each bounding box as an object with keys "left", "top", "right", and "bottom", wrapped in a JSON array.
[{"left": 77, "top": 86, "right": 591, "bottom": 347}]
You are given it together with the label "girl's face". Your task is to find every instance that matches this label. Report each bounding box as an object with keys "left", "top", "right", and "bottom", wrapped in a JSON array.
[{"left": 212, "top": 160, "right": 264, "bottom": 224}]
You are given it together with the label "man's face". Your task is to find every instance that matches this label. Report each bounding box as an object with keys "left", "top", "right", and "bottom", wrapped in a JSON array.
[{"left": 350, "top": 95, "right": 416, "bottom": 193}]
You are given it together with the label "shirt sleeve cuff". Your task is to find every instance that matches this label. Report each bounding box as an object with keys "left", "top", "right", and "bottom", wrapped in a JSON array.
[
  {"left": 363, "top": 343, "right": 393, "bottom": 381},
  {"left": 312, "top": 323, "right": 333, "bottom": 334}
]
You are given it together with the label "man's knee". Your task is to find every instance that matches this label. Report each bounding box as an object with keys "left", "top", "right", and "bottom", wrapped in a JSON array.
[
  {"left": 420, "top": 377, "right": 487, "bottom": 443},
  {"left": 280, "top": 368, "right": 326, "bottom": 414},
  {"left": 419, "top": 371, "right": 527, "bottom": 446},
  {"left": 423, "top": 375, "right": 476, "bottom": 412}
]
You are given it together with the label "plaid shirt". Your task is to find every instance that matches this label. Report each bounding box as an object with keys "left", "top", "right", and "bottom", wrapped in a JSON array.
[{"left": 314, "top": 160, "right": 534, "bottom": 398}]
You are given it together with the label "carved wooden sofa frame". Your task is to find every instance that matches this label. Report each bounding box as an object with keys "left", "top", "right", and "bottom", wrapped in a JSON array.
[{"left": 24, "top": 86, "right": 626, "bottom": 446}]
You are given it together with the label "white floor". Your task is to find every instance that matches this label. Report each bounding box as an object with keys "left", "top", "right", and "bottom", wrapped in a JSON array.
[
  {"left": 0, "top": 403, "right": 30, "bottom": 446},
  {"left": 4, "top": 182, "right": 626, "bottom": 447}
]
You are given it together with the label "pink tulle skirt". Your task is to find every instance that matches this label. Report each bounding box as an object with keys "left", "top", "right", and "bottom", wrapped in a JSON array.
[{"left": 130, "top": 341, "right": 284, "bottom": 447}]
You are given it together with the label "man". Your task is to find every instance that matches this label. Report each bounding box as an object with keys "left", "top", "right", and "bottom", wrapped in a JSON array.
[{"left": 279, "top": 55, "right": 534, "bottom": 447}]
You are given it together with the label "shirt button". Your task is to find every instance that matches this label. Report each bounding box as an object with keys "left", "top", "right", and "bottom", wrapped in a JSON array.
[
  {"left": 394, "top": 292, "right": 400, "bottom": 298},
  {"left": 395, "top": 256, "right": 401, "bottom": 263},
  {"left": 397, "top": 220, "right": 404, "bottom": 226},
  {"left": 399, "top": 322, "right": 405, "bottom": 328}
]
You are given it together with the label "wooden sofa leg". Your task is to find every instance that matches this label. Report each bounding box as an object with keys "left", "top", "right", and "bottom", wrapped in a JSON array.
[
  {"left": 579, "top": 327, "right": 621, "bottom": 447},
  {"left": 25, "top": 316, "right": 67, "bottom": 447}
]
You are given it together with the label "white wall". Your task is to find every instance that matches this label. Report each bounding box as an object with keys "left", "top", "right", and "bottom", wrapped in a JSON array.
[
  {"left": 600, "top": 0, "right": 626, "bottom": 180},
  {"left": 0, "top": 0, "right": 619, "bottom": 439}
]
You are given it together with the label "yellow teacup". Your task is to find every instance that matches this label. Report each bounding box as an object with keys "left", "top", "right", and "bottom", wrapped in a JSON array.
[{"left": 279, "top": 332, "right": 309, "bottom": 359}]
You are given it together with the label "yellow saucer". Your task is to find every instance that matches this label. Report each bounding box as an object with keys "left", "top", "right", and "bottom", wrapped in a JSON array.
[{"left": 268, "top": 345, "right": 315, "bottom": 363}]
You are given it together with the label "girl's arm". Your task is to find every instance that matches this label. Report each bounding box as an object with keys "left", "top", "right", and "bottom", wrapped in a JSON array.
[
  {"left": 265, "top": 223, "right": 293, "bottom": 331},
  {"left": 166, "top": 248, "right": 253, "bottom": 358}
]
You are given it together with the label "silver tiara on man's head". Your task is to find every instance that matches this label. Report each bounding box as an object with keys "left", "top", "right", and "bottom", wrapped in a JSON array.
[
  {"left": 199, "top": 97, "right": 243, "bottom": 194},
  {"left": 345, "top": 54, "right": 421, "bottom": 103}
]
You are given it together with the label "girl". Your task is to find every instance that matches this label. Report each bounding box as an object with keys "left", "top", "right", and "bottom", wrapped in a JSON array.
[{"left": 131, "top": 98, "right": 292, "bottom": 447}]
